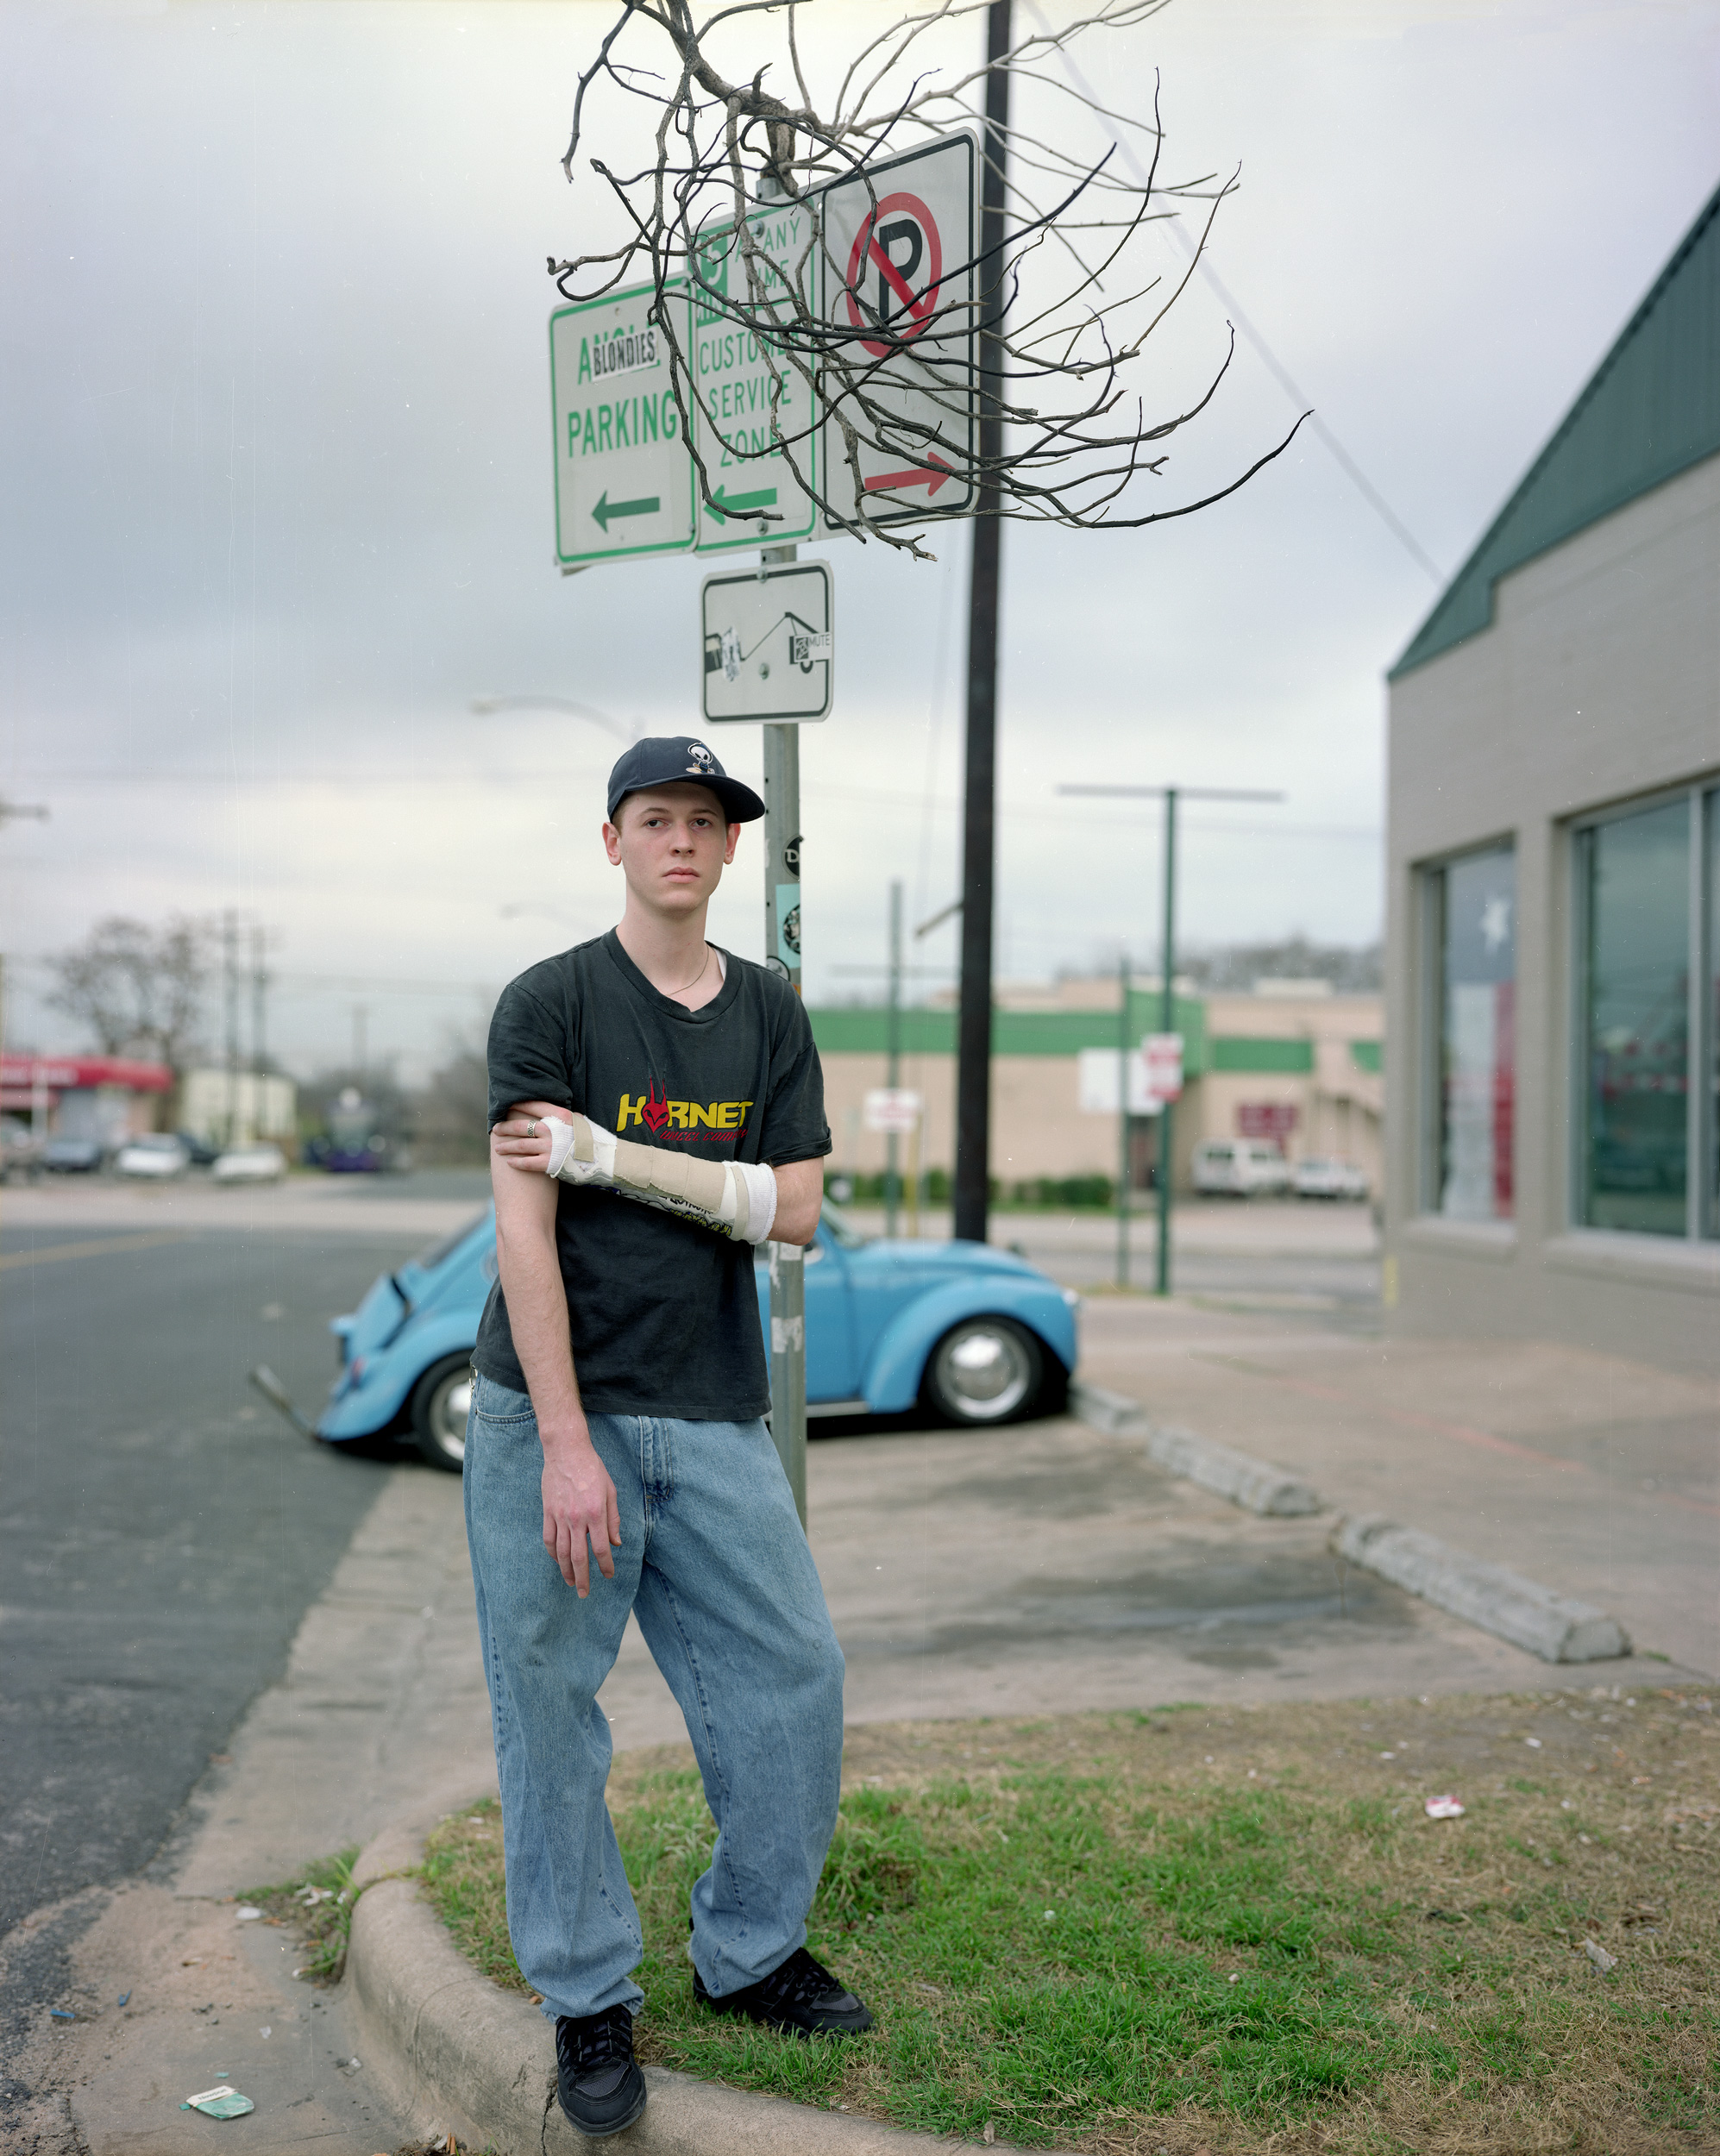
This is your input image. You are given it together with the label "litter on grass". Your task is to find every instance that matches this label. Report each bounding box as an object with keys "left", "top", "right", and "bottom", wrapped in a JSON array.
[
  {"left": 1425, "top": 1795, "right": 1466, "bottom": 1819},
  {"left": 180, "top": 2085, "right": 255, "bottom": 2120},
  {"left": 49, "top": 2009, "right": 75, "bottom": 2021},
  {"left": 234, "top": 1906, "right": 263, "bottom": 1923},
  {"left": 116, "top": 1991, "right": 130, "bottom": 2008},
  {"left": 1585, "top": 1938, "right": 1619, "bottom": 1975}
]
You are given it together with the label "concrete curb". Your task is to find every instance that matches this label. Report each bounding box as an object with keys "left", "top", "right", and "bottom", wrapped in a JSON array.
[
  {"left": 1070, "top": 1383, "right": 1322, "bottom": 1517},
  {"left": 344, "top": 1827, "right": 962, "bottom": 2155},
  {"left": 1144, "top": 1424, "right": 1323, "bottom": 1517},
  {"left": 1332, "top": 1514, "right": 1632, "bottom": 1664}
]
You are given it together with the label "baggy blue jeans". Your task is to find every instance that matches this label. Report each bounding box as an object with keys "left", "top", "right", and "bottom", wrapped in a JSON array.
[{"left": 462, "top": 1373, "right": 845, "bottom": 2021}]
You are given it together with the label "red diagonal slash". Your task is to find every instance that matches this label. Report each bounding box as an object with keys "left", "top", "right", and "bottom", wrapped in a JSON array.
[
  {"left": 866, "top": 233, "right": 934, "bottom": 334},
  {"left": 863, "top": 451, "right": 953, "bottom": 497}
]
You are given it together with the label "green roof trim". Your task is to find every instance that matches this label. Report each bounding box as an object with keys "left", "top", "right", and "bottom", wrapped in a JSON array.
[
  {"left": 1350, "top": 1039, "right": 1383, "bottom": 1075},
  {"left": 807, "top": 994, "right": 1208, "bottom": 1069},
  {"left": 1208, "top": 1036, "right": 1315, "bottom": 1075},
  {"left": 1390, "top": 180, "right": 1720, "bottom": 680}
]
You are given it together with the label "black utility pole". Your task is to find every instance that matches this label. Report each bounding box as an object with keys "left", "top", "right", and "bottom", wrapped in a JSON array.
[{"left": 954, "top": 0, "right": 1012, "bottom": 1245}]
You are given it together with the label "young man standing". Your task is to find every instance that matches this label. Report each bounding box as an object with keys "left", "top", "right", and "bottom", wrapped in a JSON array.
[{"left": 470, "top": 736, "right": 869, "bottom": 2140}]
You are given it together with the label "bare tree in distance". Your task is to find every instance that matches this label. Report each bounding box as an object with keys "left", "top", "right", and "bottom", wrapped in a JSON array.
[
  {"left": 1077, "top": 936, "right": 1381, "bottom": 994},
  {"left": 549, "top": 0, "right": 1305, "bottom": 558},
  {"left": 44, "top": 916, "right": 210, "bottom": 1078},
  {"left": 1180, "top": 937, "right": 1383, "bottom": 994},
  {"left": 413, "top": 1024, "right": 496, "bottom": 1168}
]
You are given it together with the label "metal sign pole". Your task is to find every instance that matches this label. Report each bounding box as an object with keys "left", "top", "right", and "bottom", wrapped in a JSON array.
[
  {"left": 1156, "top": 789, "right": 1178, "bottom": 1298},
  {"left": 760, "top": 546, "right": 807, "bottom": 1525},
  {"left": 886, "top": 880, "right": 902, "bottom": 1237},
  {"left": 1117, "top": 951, "right": 1131, "bottom": 1290}
]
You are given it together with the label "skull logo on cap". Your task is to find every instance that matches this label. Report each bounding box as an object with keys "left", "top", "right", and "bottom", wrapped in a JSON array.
[{"left": 684, "top": 741, "right": 716, "bottom": 773}]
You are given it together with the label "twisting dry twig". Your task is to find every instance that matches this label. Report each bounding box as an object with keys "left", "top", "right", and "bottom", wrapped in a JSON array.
[{"left": 547, "top": 1, "right": 1304, "bottom": 557}]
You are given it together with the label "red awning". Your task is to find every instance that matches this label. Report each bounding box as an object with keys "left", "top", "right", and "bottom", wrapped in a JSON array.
[{"left": 0, "top": 1054, "right": 173, "bottom": 1093}]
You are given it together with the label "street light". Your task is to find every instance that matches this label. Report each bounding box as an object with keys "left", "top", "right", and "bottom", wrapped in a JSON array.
[
  {"left": 1057, "top": 783, "right": 1285, "bottom": 1295},
  {"left": 469, "top": 694, "right": 631, "bottom": 741}
]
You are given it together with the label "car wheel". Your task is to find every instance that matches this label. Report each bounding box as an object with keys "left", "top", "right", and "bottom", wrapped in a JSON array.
[
  {"left": 411, "top": 1354, "right": 473, "bottom": 1472},
  {"left": 924, "top": 1317, "right": 1045, "bottom": 1426}
]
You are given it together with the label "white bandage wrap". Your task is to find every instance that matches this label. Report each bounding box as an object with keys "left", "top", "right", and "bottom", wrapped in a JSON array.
[{"left": 539, "top": 1112, "right": 777, "bottom": 1245}]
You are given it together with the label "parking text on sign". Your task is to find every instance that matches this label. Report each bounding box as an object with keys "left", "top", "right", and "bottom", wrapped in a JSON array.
[{"left": 549, "top": 279, "right": 695, "bottom": 565}]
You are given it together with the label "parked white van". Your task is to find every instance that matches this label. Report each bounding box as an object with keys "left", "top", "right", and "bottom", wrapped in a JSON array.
[{"left": 1192, "top": 1139, "right": 1292, "bottom": 1197}]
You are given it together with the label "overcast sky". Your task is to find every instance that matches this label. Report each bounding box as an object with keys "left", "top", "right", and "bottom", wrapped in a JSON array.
[{"left": 3, "top": 0, "right": 1717, "bottom": 1082}]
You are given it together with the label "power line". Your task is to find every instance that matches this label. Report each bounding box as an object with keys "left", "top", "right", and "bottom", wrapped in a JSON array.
[{"left": 1033, "top": 6, "right": 1446, "bottom": 586}]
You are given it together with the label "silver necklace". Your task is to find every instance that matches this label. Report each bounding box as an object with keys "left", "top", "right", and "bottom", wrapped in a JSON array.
[{"left": 667, "top": 944, "right": 711, "bottom": 997}]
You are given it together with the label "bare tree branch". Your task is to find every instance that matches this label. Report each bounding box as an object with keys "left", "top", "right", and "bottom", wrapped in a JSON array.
[{"left": 547, "top": 1, "right": 1294, "bottom": 555}]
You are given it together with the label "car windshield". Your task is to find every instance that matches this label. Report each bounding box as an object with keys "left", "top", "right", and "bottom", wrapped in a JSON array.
[
  {"left": 819, "top": 1198, "right": 869, "bottom": 1250},
  {"left": 411, "top": 1207, "right": 493, "bottom": 1274},
  {"left": 131, "top": 1134, "right": 181, "bottom": 1151}
]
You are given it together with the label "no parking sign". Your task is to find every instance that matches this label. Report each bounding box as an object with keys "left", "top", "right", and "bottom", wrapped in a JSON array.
[{"left": 819, "top": 134, "right": 976, "bottom": 530}]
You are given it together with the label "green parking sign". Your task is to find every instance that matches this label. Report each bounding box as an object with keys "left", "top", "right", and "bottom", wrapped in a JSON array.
[{"left": 549, "top": 279, "right": 695, "bottom": 566}]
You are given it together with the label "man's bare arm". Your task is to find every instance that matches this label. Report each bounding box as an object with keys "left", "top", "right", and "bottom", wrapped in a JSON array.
[
  {"left": 491, "top": 1111, "right": 619, "bottom": 1597},
  {"left": 769, "top": 1156, "right": 824, "bottom": 1245}
]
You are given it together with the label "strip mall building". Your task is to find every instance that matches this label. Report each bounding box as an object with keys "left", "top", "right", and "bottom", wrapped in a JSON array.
[
  {"left": 1384, "top": 180, "right": 1719, "bottom": 1376},
  {"left": 808, "top": 978, "right": 1382, "bottom": 1196}
]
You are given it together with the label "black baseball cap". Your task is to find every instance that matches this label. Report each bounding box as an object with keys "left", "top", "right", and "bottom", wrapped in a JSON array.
[{"left": 606, "top": 736, "right": 765, "bottom": 825}]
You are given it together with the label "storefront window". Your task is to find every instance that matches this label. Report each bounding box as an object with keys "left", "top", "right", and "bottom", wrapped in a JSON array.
[
  {"left": 1434, "top": 845, "right": 1515, "bottom": 1219},
  {"left": 1710, "top": 791, "right": 1719, "bottom": 1238},
  {"left": 1580, "top": 799, "right": 1690, "bottom": 1235}
]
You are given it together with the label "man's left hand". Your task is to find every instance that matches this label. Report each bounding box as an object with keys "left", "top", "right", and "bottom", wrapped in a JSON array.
[{"left": 492, "top": 1100, "right": 568, "bottom": 1175}]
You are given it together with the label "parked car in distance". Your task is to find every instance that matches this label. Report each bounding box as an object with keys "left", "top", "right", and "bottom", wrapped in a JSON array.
[
  {"left": 41, "top": 1136, "right": 106, "bottom": 1174},
  {"left": 1293, "top": 1156, "right": 1370, "bottom": 1201},
  {"left": 214, "top": 1142, "right": 288, "bottom": 1184},
  {"left": 1, "top": 1119, "right": 42, "bottom": 1181},
  {"left": 308, "top": 1200, "right": 1081, "bottom": 1472},
  {"left": 1191, "top": 1139, "right": 1292, "bottom": 1198},
  {"left": 115, "top": 1132, "right": 191, "bottom": 1179}
]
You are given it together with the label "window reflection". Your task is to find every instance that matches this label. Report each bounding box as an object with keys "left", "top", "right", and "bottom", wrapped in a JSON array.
[
  {"left": 1710, "top": 793, "right": 1719, "bottom": 1238},
  {"left": 1437, "top": 847, "right": 1516, "bottom": 1220},
  {"left": 1582, "top": 800, "right": 1689, "bottom": 1236}
]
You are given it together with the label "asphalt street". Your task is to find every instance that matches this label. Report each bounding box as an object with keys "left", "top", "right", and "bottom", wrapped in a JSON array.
[{"left": 0, "top": 1219, "right": 436, "bottom": 1939}]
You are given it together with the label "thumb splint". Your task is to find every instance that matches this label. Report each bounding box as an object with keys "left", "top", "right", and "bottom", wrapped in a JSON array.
[{"left": 541, "top": 1112, "right": 778, "bottom": 1245}]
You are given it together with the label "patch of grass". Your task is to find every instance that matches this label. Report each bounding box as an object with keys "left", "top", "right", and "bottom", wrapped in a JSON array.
[
  {"left": 420, "top": 1689, "right": 1720, "bottom": 2152},
  {"left": 242, "top": 1846, "right": 361, "bottom": 1982}
]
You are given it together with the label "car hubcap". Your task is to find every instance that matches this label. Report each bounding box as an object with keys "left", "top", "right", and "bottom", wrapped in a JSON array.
[
  {"left": 432, "top": 1375, "right": 472, "bottom": 1462},
  {"left": 935, "top": 1325, "right": 1032, "bottom": 1421}
]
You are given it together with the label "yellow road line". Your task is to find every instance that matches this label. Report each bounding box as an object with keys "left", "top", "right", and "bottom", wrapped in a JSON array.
[{"left": 0, "top": 1229, "right": 192, "bottom": 1271}]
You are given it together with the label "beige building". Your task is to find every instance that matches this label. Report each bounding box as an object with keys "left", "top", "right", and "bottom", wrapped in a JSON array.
[
  {"left": 809, "top": 977, "right": 1382, "bottom": 1195},
  {"left": 1384, "top": 180, "right": 1719, "bottom": 1376}
]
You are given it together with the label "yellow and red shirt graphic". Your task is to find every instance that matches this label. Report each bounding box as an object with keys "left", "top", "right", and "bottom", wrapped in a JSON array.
[{"left": 617, "top": 1082, "right": 751, "bottom": 1141}]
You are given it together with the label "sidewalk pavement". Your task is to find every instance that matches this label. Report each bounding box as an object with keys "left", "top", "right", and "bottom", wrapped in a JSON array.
[{"left": 1074, "top": 1294, "right": 1719, "bottom": 1679}]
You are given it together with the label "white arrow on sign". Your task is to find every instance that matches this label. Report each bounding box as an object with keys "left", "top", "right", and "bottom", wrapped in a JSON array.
[{"left": 819, "top": 134, "right": 976, "bottom": 530}]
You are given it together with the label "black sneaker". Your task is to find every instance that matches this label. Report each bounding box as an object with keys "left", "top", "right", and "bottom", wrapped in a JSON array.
[
  {"left": 554, "top": 2005, "right": 647, "bottom": 2138},
  {"left": 693, "top": 1946, "right": 873, "bottom": 2037}
]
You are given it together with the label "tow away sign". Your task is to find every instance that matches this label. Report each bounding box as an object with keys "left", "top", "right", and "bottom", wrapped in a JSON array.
[
  {"left": 819, "top": 135, "right": 976, "bottom": 530},
  {"left": 550, "top": 279, "right": 694, "bottom": 566},
  {"left": 700, "top": 560, "right": 832, "bottom": 724}
]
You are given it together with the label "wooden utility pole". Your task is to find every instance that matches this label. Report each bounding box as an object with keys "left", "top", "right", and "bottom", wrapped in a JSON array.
[{"left": 953, "top": 0, "right": 1012, "bottom": 1245}]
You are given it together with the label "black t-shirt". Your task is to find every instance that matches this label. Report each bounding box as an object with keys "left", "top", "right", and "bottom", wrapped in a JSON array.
[{"left": 474, "top": 930, "right": 831, "bottom": 1419}]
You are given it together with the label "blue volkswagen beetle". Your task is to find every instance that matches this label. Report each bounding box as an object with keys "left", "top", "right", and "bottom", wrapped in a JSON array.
[{"left": 314, "top": 1200, "right": 1080, "bottom": 1471}]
